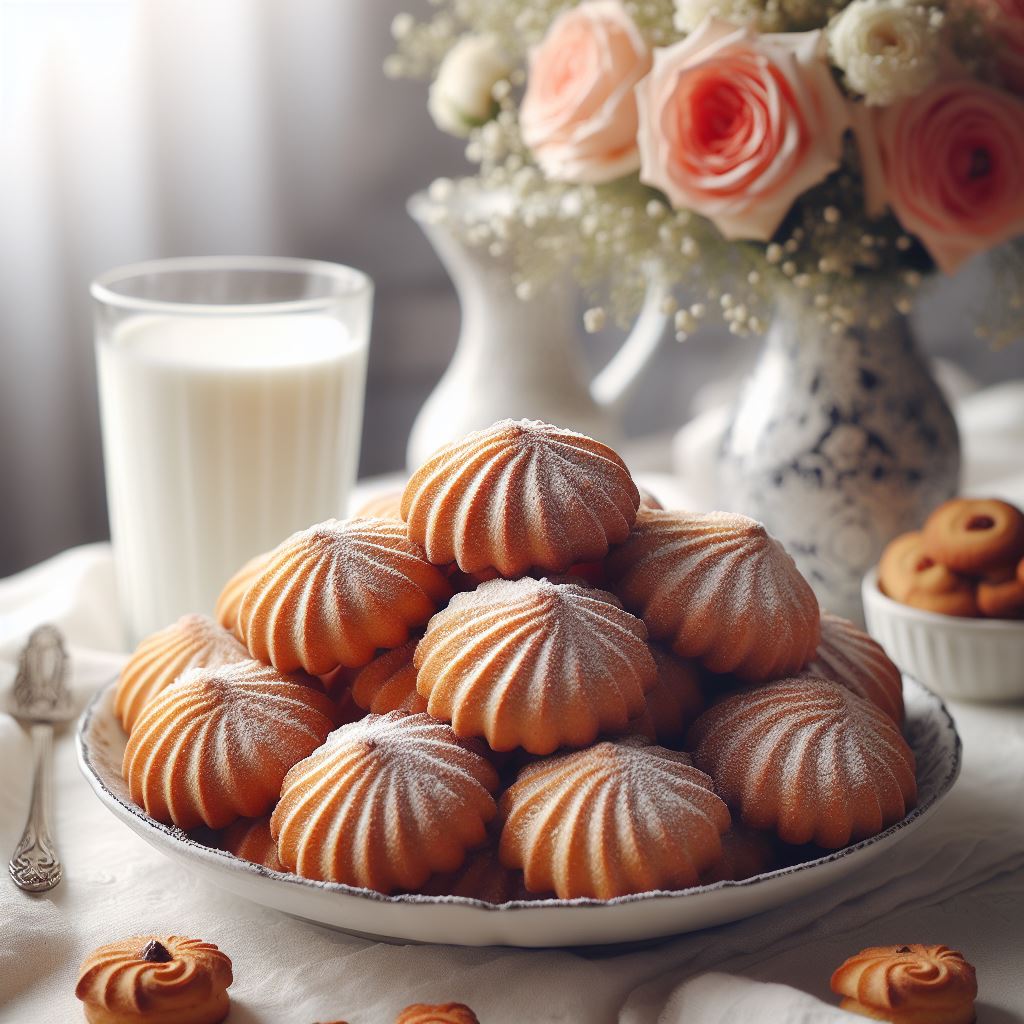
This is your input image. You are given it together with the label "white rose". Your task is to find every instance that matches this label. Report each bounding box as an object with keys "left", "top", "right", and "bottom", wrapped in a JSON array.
[
  {"left": 428, "top": 34, "right": 510, "bottom": 137},
  {"left": 828, "top": 0, "right": 943, "bottom": 106},
  {"left": 673, "top": 0, "right": 770, "bottom": 33}
]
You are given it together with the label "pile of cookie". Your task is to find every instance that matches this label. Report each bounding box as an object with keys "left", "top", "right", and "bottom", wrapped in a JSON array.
[
  {"left": 879, "top": 497, "right": 1024, "bottom": 618},
  {"left": 114, "top": 419, "right": 918, "bottom": 903}
]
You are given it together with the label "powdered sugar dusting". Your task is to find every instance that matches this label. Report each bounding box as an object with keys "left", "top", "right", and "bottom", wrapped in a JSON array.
[
  {"left": 688, "top": 676, "right": 916, "bottom": 848},
  {"left": 402, "top": 419, "right": 640, "bottom": 576},
  {"left": 499, "top": 738, "right": 730, "bottom": 899},
  {"left": 122, "top": 659, "right": 334, "bottom": 830},
  {"left": 803, "top": 613, "right": 905, "bottom": 724},
  {"left": 272, "top": 711, "right": 497, "bottom": 892},
  {"left": 237, "top": 517, "right": 451, "bottom": 675},
  {"left": 414, "top": 576, "right": 656, "bottom": 753},
  {"left": 115, "top": 613, "right": 249, "bottom": 731},
  {"left": 607, "top": 508, "right": 820, "bottom": 681}
]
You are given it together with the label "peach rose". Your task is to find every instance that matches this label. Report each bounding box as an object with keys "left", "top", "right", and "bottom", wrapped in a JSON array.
[
  {"left": 858, "top": 78, "right": 1024, "bottom": 273},
  {"left": 520, "top": 1, "right": 652, "bottom": 184},
  {"left": 636, "top": 18, "right": 849, "bottom": 241}
]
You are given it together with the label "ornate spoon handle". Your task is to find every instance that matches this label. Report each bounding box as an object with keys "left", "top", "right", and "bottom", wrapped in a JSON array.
[{"left": 9, "top": 723, "right": 62, "bottom": 892}]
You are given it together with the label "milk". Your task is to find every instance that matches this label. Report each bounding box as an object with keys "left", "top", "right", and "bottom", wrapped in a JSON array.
[{"left": 97, "top": 314, "right": 367, "bottom": 642}]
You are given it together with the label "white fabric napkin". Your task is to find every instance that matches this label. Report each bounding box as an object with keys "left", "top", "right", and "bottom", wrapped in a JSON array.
[{"left": 2, "top": 435, "right": 1024, "bottom": 1020}]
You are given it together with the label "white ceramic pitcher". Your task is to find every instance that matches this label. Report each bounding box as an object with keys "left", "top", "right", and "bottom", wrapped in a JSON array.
[{"left": 406, "top": 189, "right": 668, "bottom": 469}]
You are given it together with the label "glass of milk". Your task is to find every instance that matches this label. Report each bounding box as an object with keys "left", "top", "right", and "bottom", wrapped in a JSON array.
[{"left": 91, "top": 256, "right": 372, "bottom": 645}]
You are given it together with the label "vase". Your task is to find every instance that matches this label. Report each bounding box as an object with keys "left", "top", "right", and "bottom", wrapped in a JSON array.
[
  {"left": 406, "top": 189, "right": 668, "bottom": 470},
  {"left": 716, "top": 292, "right": 961, "bottom": 623}
]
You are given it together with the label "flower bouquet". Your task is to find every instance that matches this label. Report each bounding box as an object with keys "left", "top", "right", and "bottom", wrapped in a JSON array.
[
  {"left": 389, "top": 0, "right": 1024, "bottom": 343},
  {"left": 390, "top": 0, "right": 1024, "bottom": 621}
]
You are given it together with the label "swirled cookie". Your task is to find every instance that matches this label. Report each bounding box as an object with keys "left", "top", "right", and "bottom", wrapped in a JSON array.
[
  {"left": 420, "top": 842, "right": 541, "bottom": 903},
  {"left": 699, "top": 824, "right": 779, "bottom": 885},
  {"left": 354, "top": 489, "right": 404, "bottom": 520},
  {"left": 76, "top": 936, "right": 233, "bottom": 1024},
  {"left": 332, "top": 684, "right": 365, "bottom": 727},
  {"left": 123, "top": 660, "right": 335, "bottom": 830},
  {"left": 688, "top": 677, "right": 917, "bottom": 848},
  {"left": 350, "top": 638, "right": 427, "bottom": 715},
  {"left": 271, "top": 712, "right": 498, "bottom": 892},
  {"left": 238, "top": 517, "right": 451, "bottom": 675},
  {"left": 214, "top": 551, "right": 271, "bottom": 639},
  {"left": 624, "top": 645, "right": 705, "bottom": 746},
  {"left": 802, "top": 613, "right": 905, "bottom": 725},
  {"left": 831, "top": 944, "right": 978, "bottom": 1024},
  {"left": 401, "top": 419, "right": 640, "bottom": 576},
  {"left": 114, "top": 615, "right": 248, "bottom": 733},
  {"left": 396, "top": 1005, "right": 480, "bottom": 1024},
  {"left": 606, "top": 508, "right": 820, "bottom": 681},
  {"left": 414, "top": 577, "right": 657, "bottom": 754},
  {"left": 498, "top": 738, "right": 730, "bottom": 898},
  {"left": 215, "top": 815, "right": 284, "bottom": 872}
]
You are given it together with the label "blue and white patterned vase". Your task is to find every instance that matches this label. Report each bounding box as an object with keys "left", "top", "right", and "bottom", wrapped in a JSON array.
[{"left": 717, "top": 293, "right": 960, "bottom": 623}]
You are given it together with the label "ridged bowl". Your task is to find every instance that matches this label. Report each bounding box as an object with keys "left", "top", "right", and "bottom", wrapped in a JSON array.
[{"left": 863, "top": 568, "right": 1024, "bottom": 703}]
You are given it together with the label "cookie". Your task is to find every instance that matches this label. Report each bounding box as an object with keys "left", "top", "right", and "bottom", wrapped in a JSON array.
[
  {"left": 878, "top": 532, "right": 977, "bottom": 615},
  {"left": 977, "top": 564, "right": 1024, "bottom": 619},
  {"left": 76, "top": 936, "right": 232, "bottom": 1024},
  {"left": 922, "top": 497, "right": 1024, "bottom": 574},
  {"left": 831, "top": 944, "right": 977, "bottom": 1024},
  {"left": 688, "top": 677, "right": 916, "bottom": 849},
  {"left": 498, "top": 738, "right": 729, "bottom": 898},
  {"left": 401, "top": 418, "right": 640, "bottom": 577},
  {"left": 396, "top": 1005, "right": 480, "bottom": 1024}
]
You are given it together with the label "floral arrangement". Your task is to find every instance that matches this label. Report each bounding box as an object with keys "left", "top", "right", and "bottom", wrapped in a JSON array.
[{"left": 388, "top": 0, "right": 1024, "bottom": 343}]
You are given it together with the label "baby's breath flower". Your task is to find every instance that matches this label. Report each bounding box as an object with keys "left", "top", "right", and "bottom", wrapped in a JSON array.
[{"left": 583, "top": 307, "right": 607, "bottom": 333}]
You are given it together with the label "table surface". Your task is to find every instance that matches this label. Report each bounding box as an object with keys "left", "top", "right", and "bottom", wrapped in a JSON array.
[{"left": 1, "top": 471, "right": 1023, "bottom": 1023}]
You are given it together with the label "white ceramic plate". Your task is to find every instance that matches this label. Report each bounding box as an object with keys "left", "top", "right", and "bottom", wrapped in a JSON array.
[{"left": 77, "top": 677, "right": 960, "bottom": 948}]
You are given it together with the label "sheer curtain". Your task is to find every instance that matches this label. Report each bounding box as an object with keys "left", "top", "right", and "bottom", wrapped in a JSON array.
[{"left": 0, "top": 0, "right": 464, "bottom": 574}]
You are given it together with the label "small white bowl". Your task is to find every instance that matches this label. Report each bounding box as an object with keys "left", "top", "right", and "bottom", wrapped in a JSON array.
[{"left": 862, "top": 567, "right": 1024, "bottom": 702}]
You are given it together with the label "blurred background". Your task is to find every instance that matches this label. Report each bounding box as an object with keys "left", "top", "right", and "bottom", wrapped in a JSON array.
[{"left": 1, "top": 0, "right": 1020, "bottom": 577}]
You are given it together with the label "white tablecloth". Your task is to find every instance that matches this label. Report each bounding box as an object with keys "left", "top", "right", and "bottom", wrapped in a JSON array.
[{"left": 3, "top": 389, "right": 1024, "bottom": 1021}]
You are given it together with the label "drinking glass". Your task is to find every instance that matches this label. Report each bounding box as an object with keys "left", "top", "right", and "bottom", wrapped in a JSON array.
[{"left": 91, "top": 256, "right": 373, "bottom": 644}]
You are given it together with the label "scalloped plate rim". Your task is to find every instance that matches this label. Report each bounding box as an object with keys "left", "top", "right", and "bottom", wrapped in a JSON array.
[{"left": 76, "top": 676, "right": 961, "bottom": 946}]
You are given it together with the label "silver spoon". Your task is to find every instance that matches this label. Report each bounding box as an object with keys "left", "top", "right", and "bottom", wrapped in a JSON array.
[{"left": 8, "top": 625, "right": 74, "bottom": 892}]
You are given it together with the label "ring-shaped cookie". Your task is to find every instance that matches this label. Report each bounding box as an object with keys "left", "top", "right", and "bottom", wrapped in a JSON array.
[
  {"left": 878, "top": 532, "right": 964, "bottom": 603},
  {"left": 905, "top": 586, "right": 978, "bottom": 617},
  {"left": 977, "top": 565, "right": 1024, "bottom": 618},
  {"left": 922, "top": 498, "right": 1024, "bottom": 574}
]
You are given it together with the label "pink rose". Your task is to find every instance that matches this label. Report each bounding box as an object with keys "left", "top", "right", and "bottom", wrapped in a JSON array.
[
  {"left": 636, "top": 18, "right": 849, "bottom": 241},
  {"left": 858, "top": 78, "right": 1024, "bottom": 274},
  {"left": 520, "top": 1, "right": 652, "bottom": 184},
  {"left": 970, "top": 0, "right": 1024, "bottom": 93}
]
